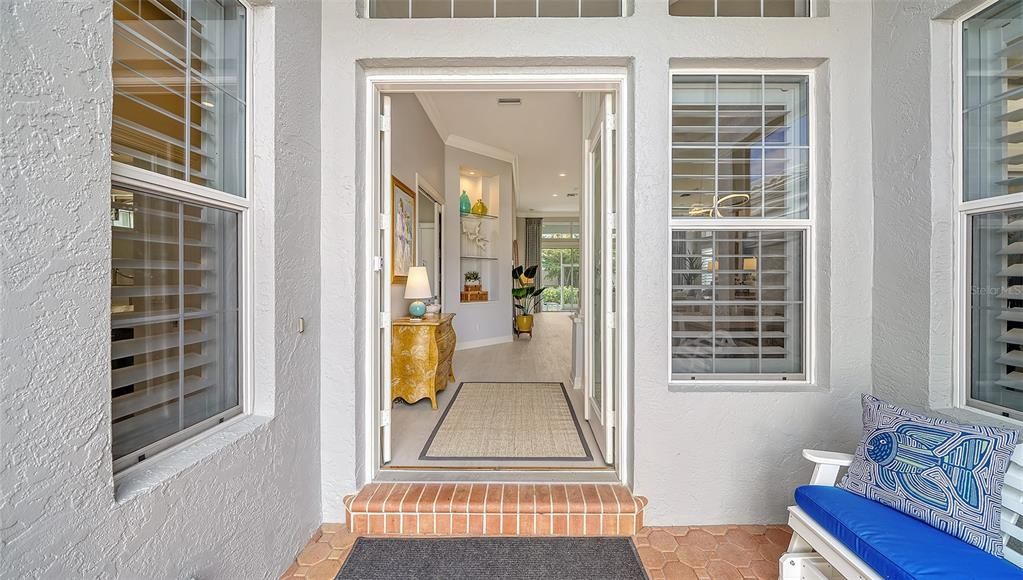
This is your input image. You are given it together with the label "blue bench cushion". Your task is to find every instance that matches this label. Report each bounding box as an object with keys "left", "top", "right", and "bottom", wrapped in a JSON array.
[{"left": 795, "top": 485, "right": 1023, "bottom": 580}]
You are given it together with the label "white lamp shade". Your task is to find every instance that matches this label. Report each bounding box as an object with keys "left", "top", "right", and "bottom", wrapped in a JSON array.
[{"left": 404, "top": 266, "right": 432, "bottom": 300}]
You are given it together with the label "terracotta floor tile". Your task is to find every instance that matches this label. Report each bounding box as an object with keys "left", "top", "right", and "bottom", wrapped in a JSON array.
[
  {"left": 674, "top": 544, "right": 711, "bottom": 568},
  {"left": 637, "top": 545, "right": 667, "bottom": 570},
  {"left": 648, "top": 529, "right": 679, "bottom": 552},
  {"left": 661, "top": 560, "right": 700, "bottom": 580},
  {"left": 295, "top": 542, "right": 331, "bottom": 567},
  {"left": 765, "top": 527, "right": 792, "bottom": 546},
  {"left": 714, "top": 541, "right": 755, "bottom": 568},
  {"left": 749, "top": 559, "right": 779, "bottom": 580},
  {"left": 685, "top": 529, "right": 719, "bottom": 551},
  {"left": 706, "top": 559, "right": 746, "bottom": 580},
  {"left": 756, "top": 539, "right": 786, "bottom": 562},
  {"left": 283, "top": 517, "right": 795, "bottom": 580},
  {"left": 303, "top": 559, "right": 343, "bottom": 580},
  {"left": 724, "top": 528, "right": 761, "bottom": 551},
  {"left": 328, "top": 531, "right": 357, "bottom": 550}
]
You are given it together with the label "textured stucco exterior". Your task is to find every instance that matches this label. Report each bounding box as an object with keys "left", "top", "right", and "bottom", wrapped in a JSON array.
[
  {"left": 2, "top": 0, "right": 323, "bottom": 577},
  {"left": 320, "top": 1, "right": 875, "bottom": 524},
  {"left": 12, "top": 0, "right": 1008, "bottom": 572}
]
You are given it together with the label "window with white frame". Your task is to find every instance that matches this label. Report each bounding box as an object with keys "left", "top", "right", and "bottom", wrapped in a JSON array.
[
  {"left": 959, "top": 0, "right": 1023, "bottom": 420},
  {"left": 368, "top": 0, "right": 621, "bottom": 17},
  {"left": 110, "top": 0, "right": 249, "bottom": 471},
  {"left": 668, "top": 0, "right": 808, "bottom": 17},
  {"left": 670, "top": 73, "right": 810, "bottom": 382}
]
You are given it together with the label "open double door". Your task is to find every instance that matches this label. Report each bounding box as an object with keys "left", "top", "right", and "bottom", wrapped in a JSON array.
[{"left": 371, "top": 91, "right": 620, "bottom": 468}]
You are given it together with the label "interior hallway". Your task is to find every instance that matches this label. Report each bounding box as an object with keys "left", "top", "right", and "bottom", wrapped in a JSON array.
[{"left": 387, "top": 312, "right": 608, "bottom": 469}]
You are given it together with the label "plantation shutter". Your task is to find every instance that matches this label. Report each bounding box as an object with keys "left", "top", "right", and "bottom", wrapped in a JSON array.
[
  {"left": 670, "top": 229, "right": 804, "bottom": 378},
  {"left": 110, "top": 187, "right": 240, "bottom": 461},
  {"left": 112, "top": 0, "right": 246, "bottom": 196}
]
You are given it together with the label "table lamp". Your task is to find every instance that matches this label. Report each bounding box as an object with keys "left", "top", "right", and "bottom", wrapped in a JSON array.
[{"left": 404, "top": 266, "right": 432, "bottom": 320}]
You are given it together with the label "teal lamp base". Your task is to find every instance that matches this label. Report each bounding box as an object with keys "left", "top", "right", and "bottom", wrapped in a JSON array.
[{"left": 408, "top": 300, "right": 426, "bottom": 319}]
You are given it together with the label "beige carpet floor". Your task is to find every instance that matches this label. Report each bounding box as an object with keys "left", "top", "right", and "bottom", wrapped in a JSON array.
[{"left": 421, "top": 382, "right": 591, "bottom": 460}]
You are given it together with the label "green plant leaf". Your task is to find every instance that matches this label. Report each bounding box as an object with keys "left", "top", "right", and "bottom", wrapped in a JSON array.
[
  {"left": 523, "top": 264, "right": 538, "bottom": 279},
  {"left": 512, "top": 287, "right": 534, "bottom": 300},
  {"left": 512, "top": 265, "right": 523, "bottom": 280}
]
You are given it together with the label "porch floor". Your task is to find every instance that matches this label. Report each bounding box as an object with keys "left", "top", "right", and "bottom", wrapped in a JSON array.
[{"left": 281, "top": 523, "right": 792, "bottom": 580}]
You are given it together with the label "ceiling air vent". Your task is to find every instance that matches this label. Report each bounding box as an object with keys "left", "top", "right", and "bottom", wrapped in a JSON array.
[{"left": 497, "top": 97, "right": 522, "bottom": 106}]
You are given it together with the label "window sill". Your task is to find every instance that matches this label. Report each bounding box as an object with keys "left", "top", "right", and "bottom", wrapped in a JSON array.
[
  {"left": 114, "top": 414, "right": 271, "bottom": 504},
  {"left": 928, "top": 406, "right": 1023, "bottom": 430},
  {"left": 668, "top": 380, "right": 823, "bottom": 393}
]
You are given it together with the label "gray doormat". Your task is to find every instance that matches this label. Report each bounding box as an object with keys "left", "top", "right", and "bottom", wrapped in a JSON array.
[{"left": 334, "top": 537, "right": 648, "bottom": 580}]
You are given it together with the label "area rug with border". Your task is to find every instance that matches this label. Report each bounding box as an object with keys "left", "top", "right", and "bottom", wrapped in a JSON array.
[{"left": 420, "top": 381, "right": 592, "bottom": 461}]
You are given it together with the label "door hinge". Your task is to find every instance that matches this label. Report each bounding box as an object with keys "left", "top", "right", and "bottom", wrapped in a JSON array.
[
  {"left": 380, "top": 409, "right": 391, "bottom": 427},
  {"left": 379, "top": 312, "right": 388, "bottom": 329},
  {"left": 378, "top": 212, "right": 388, "bottom": 231},
  {"left": 606, "top": 412, "right": 615, "bottom": 428},
  {"left": 373, "top": 255, "right": 383, "bottom": 272},
  {"left": 378, "top": 114, "right": 391, "bottom": 133},
  {"left": 606, "top": 112, "right": 617, "bottom": 132}
]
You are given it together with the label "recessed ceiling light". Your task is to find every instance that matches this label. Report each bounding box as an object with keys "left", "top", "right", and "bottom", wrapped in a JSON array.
[
  {"left": 468, "top": 171, "right": 476, "bottom": 175},
  {"left": 552, "top": 194, "right": 559, "bottom": 197},
  {"left": 558, "top": 173, "right": 567, "bottom": 177}
]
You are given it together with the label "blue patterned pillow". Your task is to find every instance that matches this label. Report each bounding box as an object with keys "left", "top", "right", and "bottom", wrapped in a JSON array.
[{"left": 838, "top": 394, "right": 1019, "bottom": 556}]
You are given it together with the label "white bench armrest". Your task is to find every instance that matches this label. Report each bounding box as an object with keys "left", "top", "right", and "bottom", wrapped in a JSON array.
[
  {"left": 801, "top": 449, "right": 854, "bottom": 486},
  {"left": 802, "top": 449, "right": 854, "bottom": 467}
]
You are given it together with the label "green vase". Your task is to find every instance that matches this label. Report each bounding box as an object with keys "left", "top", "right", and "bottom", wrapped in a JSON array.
[{"left": 460, "top": 190, "right": 471, "bottom": 214}]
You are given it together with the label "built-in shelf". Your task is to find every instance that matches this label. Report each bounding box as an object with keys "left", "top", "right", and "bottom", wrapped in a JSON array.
[
  {"left": 460, "top": 212, "right": 499, "bottom": 220},
  {"left": 459, "top": 300, "right": 498, "bottom": 305},
  {"left": 461, "top": 255, "right": 498, "bottom": 261}
]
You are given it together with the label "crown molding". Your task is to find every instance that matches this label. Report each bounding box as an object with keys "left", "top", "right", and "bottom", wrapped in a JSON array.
[{"left": 444, "top": 134, "right": 520, "bottom": 195}]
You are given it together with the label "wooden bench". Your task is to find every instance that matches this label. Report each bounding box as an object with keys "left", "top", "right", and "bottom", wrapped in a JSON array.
[{"left": 780, "top": 447, "right": 1023, "bottom": 579}]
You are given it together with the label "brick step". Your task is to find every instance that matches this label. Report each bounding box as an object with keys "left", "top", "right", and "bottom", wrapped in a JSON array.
[{"left": 343, "top": 483, "right": 648, "bottom": 537}]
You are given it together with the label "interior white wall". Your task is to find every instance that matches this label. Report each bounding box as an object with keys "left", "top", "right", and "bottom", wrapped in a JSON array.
[
  {"left": 2, "top": 0, "right": 323, "bottom": 577},
  {"left": 387, "top": 94, "right": 446, "bottom": 319},
  {"left": 321, "top": 3, "right": 874, "bottom": 524},
  {"left": 445, "top": 147, "right": 516, "bottom": 347}
]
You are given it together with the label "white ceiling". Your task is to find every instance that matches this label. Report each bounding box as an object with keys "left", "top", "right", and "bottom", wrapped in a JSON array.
[{"left": 417, "top": 91, "right": 583, "bottom": 214}]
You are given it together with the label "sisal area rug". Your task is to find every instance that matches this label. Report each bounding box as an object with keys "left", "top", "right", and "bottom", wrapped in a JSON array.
[
  {"left": 335, "top": 537, "right": 647, "bottom": 580},
  {"left": 420, "top": 382, "right": 591, "bottom": 461}
]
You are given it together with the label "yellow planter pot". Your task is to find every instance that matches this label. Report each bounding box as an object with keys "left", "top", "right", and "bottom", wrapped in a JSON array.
[{"left": 515, "top": 314, "right": 534, "bottom": 332}]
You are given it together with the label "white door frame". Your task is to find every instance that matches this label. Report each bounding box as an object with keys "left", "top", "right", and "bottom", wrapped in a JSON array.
[
  {"left": 583, "top": 93, "right": 616, "bottom": 465},
  {"left": 360, "top": 68, "right": 632, "bottom": 486}
]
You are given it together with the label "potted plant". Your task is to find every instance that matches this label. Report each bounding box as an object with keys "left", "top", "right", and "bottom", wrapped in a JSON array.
[
  {"left": 512, "top": 264, "right": 546, "bottom": 333},
  {"left": 464, "top": 271, "right": 481, "bottom": 291}
]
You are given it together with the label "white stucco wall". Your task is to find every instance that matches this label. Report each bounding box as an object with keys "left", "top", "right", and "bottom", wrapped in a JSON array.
[
  {"left": 320, "top": 1, "right": 875, "bottom": 524},
  {"left": 873, "top": 0, "right": 1023, "bottom": 431},
  {"left": 1, "top": 0, "right": 323, "bottom": 577}
]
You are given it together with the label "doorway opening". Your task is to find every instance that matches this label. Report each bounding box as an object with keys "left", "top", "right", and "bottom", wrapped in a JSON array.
[{"left": 363, "top": 71, "right": 629, "bottom": 485}]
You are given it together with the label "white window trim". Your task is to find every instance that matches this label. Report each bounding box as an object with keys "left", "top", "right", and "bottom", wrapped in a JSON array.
[
  {"left": 362, "top": 0, "right": 628, "bottom": 18},
  {"left": 110, "top": 0, "right": 257, "bottom": 476},
  {"left": 667, "top": 68, "right": 817, "bottom": 389}
]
